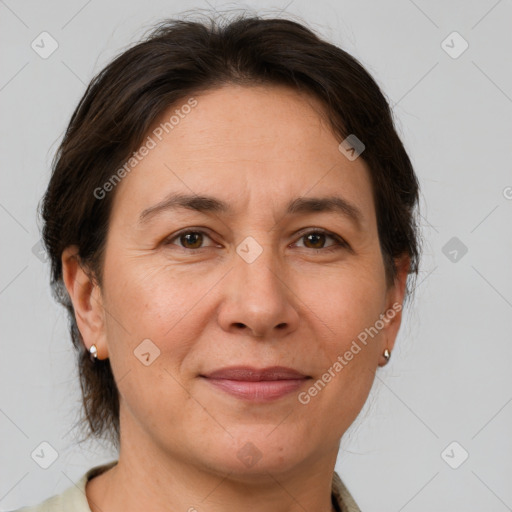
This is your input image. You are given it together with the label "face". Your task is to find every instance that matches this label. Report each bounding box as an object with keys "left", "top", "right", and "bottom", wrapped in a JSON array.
[{"left": 64, "top": 84, "right": 408, "bottom": 478}]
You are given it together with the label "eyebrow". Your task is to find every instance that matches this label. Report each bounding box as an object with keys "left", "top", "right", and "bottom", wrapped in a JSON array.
[{"left": 138, "top": 192, "right": 363, "bottom": 228}]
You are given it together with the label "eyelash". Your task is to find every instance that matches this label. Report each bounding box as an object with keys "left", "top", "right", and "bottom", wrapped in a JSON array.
[{"left": 163, "top": 228, "right": 349, "bottom": 253}]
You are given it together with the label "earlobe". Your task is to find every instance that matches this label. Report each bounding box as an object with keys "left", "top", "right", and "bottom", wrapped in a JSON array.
[{"left": 61, "top": 246, "right": 108, "bottom": 359}]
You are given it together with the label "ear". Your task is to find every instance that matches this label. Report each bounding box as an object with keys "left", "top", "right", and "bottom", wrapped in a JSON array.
[
  {"left": 61, "top": 246, "right": 108, "bottom": 360},
  {"left": 378, "top": 254, "right": 410, "bottom": 367}
]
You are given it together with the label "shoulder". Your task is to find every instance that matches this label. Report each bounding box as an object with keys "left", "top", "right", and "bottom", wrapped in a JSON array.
[{"left": 9, "top": 461, "right": 118, "bottom": 512}]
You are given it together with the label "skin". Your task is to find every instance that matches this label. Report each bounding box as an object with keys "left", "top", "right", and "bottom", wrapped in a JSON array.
[{"left": 62, "top": 84, "right": 409, "bottom": 512}]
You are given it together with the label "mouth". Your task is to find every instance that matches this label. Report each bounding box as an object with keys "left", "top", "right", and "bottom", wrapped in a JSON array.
[{"left": 199, "top": 366, "right": 311, "bottom": 402}]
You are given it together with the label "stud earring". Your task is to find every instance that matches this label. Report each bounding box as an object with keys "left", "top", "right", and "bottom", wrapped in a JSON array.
[
  {"left": 383, "top": 348, "right": 391, "bottom": 362},
  {"left": 89, "top": 344, "right": 98, "bottom": 362}
]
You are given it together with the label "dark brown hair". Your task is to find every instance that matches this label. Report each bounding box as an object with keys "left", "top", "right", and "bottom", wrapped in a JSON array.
[{"left": 40, "top": 12, "right": 421, "bottom": 450}]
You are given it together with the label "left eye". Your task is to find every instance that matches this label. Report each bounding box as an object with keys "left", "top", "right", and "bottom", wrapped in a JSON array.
[
  {"left": 164, "top": 229, "right": 347, "bottom": 251},
  {"left": 294, "top": 230, "right": 347, "bottom": 251}
]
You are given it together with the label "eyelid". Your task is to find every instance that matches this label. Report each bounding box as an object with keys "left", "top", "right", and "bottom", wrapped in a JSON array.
[
  {"left": 164, "top": 227, "right": 349, "bottom": 251},
  {"left": 163, "top": 227, "right": 218, "bottom": 249},
  {"left": 292, "top": 228, "right": 348, "bottom": 250}
]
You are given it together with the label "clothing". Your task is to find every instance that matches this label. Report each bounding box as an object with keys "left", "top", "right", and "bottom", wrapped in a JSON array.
[
  {"left": 11, "top": 460, "right": 361, "bottom": 512},
  {"left": 9, "top": 461, "right": 118, "bottom": 512}
]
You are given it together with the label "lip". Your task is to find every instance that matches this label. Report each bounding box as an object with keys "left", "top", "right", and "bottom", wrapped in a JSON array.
[
  {"left": 200, "top": 366, "right": 311, "bottom": 402},
  {"left": 203, "top": 366, "right": 308, "bottom": 381}
]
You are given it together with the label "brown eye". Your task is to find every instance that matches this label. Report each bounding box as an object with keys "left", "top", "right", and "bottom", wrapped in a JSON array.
[
  {"left": 179, "top": 231, "right": 204, "bottom": 249},
  {"left": 303, "top": 232, "right": 327, "bottom": 249},
  {"left": 295, "top": 230, "right": 347, "bottom": 251},
  {"left": 165, "top": 230, "right": 214, "bottom": 250}
]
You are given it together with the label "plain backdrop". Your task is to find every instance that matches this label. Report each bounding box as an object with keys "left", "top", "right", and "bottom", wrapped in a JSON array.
[{"left": 1, "top": 1, "right": 511, "bottom": 511}]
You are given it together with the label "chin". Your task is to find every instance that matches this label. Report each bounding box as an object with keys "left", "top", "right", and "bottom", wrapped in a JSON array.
[{"left": 197, "top": 429, "right": 311, "bottom": 480}]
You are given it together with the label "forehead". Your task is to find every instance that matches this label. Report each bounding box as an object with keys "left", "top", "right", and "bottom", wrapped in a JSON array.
[
  {"left": 109, "top": 84, "right": 376, "bottom": 227},
  {"left": 156, "top": 84, "right": 336, "bottom": 159}
]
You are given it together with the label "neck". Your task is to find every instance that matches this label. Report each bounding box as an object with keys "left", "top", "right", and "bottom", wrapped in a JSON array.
[{"left": 86, "top": 424, "right": 339, "bottom": 512}]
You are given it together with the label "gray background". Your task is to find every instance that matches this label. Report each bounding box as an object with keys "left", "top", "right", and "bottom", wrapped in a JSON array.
[{"left": 1, "top": 1, "right": 511, "bottom": 511}]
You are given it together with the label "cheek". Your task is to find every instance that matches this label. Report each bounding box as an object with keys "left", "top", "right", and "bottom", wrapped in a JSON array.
[
  {"left": 100, "top": 258, "right": 222, "bottom": 394},
  {"left": 301, "top": 258, "right": 386, "bottom": 343},
  {"left": 318, "top": 359, "right": 377, "bottom": 439},
  {"left": 295, "top": 259, "right": 386, "bottom": 423},
  {"left": 104, "top": 257, "right": 212, "bottom": 334}
]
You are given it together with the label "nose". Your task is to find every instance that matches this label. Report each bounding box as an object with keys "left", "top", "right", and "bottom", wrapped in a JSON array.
[{"left": 216, "top": 241, "right": 300, "bottom": 339}]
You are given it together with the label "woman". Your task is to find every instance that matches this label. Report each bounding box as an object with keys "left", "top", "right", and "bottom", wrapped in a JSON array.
[{"left": 14, "top": 12, "right": 420, "bottom": 512}]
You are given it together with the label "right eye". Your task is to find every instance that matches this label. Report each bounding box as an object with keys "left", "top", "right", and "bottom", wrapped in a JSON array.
[{"left": 163, "top": 229, "right": 218, "bottom": 251}]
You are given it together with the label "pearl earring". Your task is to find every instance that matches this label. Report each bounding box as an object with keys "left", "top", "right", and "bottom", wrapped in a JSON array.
[{"left": 89, "top": 344, "right": 98, "bottom": 361}]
